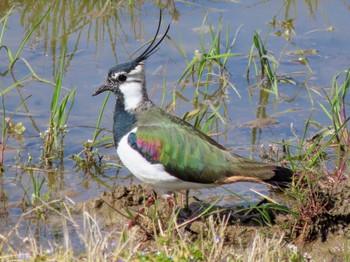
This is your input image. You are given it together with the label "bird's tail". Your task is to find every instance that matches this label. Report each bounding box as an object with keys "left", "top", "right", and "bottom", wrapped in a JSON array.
[{"left": 264, "top": 165, "right": 293, "bottom": 188}]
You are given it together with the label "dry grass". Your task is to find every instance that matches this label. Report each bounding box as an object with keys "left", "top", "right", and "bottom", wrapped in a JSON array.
[{"left": 0, "top": 197, "right": 306, "bottom": 261}]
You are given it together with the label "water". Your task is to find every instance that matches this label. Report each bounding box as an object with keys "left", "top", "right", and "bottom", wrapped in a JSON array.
[{"left": 1, "top": 0, "right": 349, "bottom": 252}]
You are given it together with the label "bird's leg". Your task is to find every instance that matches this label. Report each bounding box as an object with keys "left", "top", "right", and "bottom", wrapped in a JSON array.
[
  {"left": 163, "top": 191, "right": 177, "bottom": 209},
  {"left": 146, "top": 190, "right": 158, "bottom": 207},
  {"left": 184, "top": 189, "right": 190, "bottom": 210},
  {"left": 177, "top": 190, "right": 190, "bottom": 210}
]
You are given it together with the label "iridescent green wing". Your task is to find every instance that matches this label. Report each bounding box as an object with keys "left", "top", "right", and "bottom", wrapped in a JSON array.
[
  {"left": 129, "top": 108, "right": 236, "bottom": 184},
  {"left": 129, "top": 108, "right": 289, "bottom": 184}
]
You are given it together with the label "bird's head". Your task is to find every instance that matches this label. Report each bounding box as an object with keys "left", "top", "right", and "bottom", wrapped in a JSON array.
[{"left": 93, "top": 12, "right": 170, "bottom": 112}]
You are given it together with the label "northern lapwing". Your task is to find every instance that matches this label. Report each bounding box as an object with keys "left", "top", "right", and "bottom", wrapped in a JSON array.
[{"left": 93, "top": 12, "right": 292, "bottom": 208}]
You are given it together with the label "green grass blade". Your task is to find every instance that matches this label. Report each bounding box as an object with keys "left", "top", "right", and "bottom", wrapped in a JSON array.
[
  {"left": 93, "top": 92, "right": 111, "bottom": 142},
  {"left": 51, "top": 48, "right": 66, "bottom": 115},
  {"left": 0, "top": 45, "right": 14, "bottom": 63},
  {"left": 0, "top": 6, "right": 14, "bottom": 44},
  {"left": 0, "top": 74, "right": 32, "bottom": 96},
  {"left": 1, "top": 96, "right": 6, "bottom": 150},
  {"left": 10, "top": 8, "right": 51, "bottom": 69}
]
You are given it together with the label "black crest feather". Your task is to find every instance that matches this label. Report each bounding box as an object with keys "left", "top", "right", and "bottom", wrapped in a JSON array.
[{"left": 135, "top": 10, "right": 170, "bottom": 63}]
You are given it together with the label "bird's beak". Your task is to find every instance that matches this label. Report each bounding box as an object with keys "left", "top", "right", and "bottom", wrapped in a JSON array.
[{"left": 92, "top": 82, "right": 112, "bottom": 96}]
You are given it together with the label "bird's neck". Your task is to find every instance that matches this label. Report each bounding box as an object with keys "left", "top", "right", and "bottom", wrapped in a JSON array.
[
  {"left": 113, "top": 95, "right": 155, "bottom": 146},
  {"left": 113, "top": 75, "right": 155, "bottom": 145},
  {"left": 113, "top": 99, "right": 137, "bottom": 145}
]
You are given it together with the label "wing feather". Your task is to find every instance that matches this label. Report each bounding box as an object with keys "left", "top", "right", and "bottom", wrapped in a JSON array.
[{"left": 130, "top": 108, "right": 290, "bottom": 185}]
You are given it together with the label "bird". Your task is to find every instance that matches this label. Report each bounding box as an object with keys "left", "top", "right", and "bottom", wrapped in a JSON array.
[{"left": 92, "top": 12, "right": 292, "bottom": 208}]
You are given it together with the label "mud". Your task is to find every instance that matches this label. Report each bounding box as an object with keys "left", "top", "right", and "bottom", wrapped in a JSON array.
[{"left": 76, "top": 181, "right": 350, "bottom": 260}]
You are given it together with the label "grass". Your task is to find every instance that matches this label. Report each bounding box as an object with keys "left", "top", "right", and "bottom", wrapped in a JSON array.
[
  {"left": 0, "top": 7, "right": 53, "bottom": 87},
  {"left": 320, "top": 69, "right": 350, "bottom": 158},
  {"left": 277, "top": 69, "right": 350, "bottom": 243},
  {"left": 0, "top": 95, "right": 28, "bottom": 170},
  {"left": 172, "top": 15, "right": 242, "bottom": 134},
  {"left": 40, "top": 47, "right": 76, "bottom": 167},
  {"left": 71, "top": 91, "right": 114, "bottom": 171},
  {"left": 0, "top": 195, "right": 306, "bottom": 261},
  {"left": 1, "top": 1, "right": 350, "bottom": 261},
  {"left": 0, "top": 6, "right": 72, "bottom": 170},
  {"left": 246, "top": 31, "right": 310, "bottom": 100}
]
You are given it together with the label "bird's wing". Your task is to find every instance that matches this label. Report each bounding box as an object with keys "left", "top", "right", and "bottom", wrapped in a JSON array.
[{"left": 128, "top": 108, "right": 284, "bottom": 185}]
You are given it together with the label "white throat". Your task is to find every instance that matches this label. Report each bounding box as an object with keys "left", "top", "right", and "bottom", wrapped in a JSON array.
[{"left": 119, "top": 80, "right": 143, "bottom": 111}]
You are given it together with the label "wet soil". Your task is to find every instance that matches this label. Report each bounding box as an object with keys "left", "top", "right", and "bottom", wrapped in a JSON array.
[{"left": 76, "top": 180, "right": 350, "bottom": 261}]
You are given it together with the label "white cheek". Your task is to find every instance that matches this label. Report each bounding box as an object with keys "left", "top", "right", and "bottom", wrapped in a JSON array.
[{"left": 119, "top": 81, "right": 143, "bottom": 111}]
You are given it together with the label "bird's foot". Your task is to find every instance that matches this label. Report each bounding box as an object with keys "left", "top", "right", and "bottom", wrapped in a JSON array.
[
  {"left": 126, "top": 207, "right": 145, "bottom": 229},
  {"left": 146, "top": 195, "right": 155, "bottom": 207},
  {"left": 166, "top": 195, "right": 176, "bottom": 209},
  {"left": 146, "top": 190, "right": 158, "bottom": 207}
]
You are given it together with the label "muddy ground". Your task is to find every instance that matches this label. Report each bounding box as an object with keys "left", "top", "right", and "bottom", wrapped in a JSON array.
[{"left": 76, "top": 180, "right": 350, "bottom": 261}]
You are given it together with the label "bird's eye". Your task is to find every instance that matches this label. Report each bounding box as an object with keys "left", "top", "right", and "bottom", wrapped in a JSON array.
[{"left": 118, "top": 74, "right": 127, "bottom": 82}]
